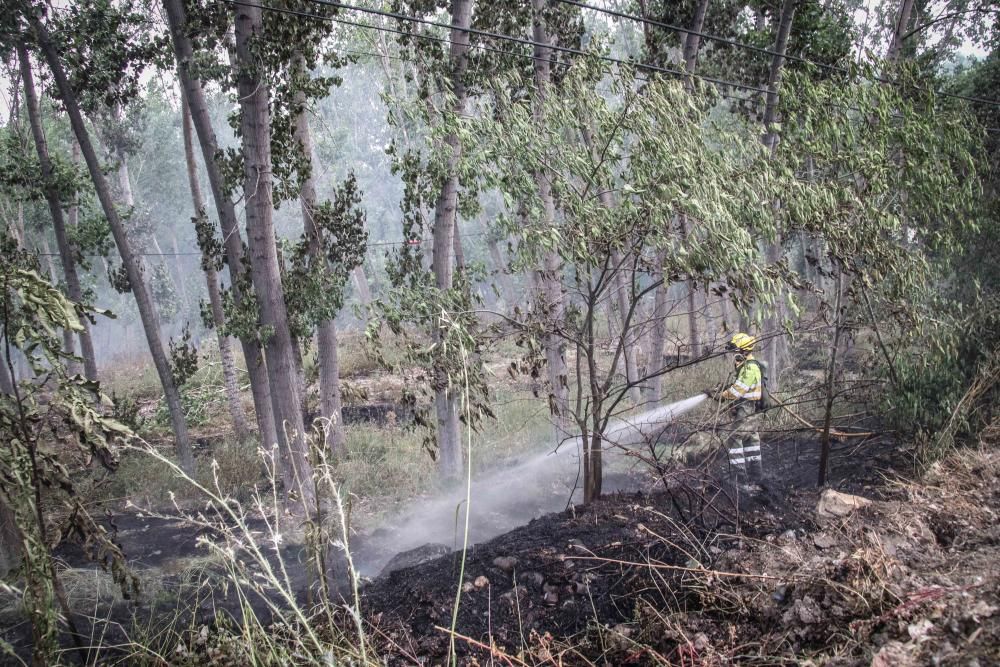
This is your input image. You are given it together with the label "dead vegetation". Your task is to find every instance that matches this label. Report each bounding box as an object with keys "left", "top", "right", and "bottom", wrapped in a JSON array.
[{"left": 354, "top": 440, "right": 1000, "bottom": 666}]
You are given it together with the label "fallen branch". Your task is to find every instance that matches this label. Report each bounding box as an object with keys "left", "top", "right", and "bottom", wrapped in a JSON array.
[
  {"left": 774, "top": 400, "right": 875, "bottom": 440},
  {"left": 434, "top": 625, "right": 530, "bottom": 667}
]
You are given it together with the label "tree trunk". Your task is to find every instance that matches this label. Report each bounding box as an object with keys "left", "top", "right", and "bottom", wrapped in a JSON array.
[
  {"left": 0, "top": 346, "right": 13, "bottom": 395},
  {"left": 760, "top": 0, "right": 798, "bottom": 389},
  {"left": 584, "top": 430, "right": 603, "bottom": 504},
  {"left": 163, "top": 0, "right": 279, "bottom": 452},
  {"left": 681, "top": 0, "right": 711, "bottom": 76},
  {"left": 68, "top": 143, "right": 98, "bottom": 380},
  {"left": 0, "top": 501, "right": 18, "bottom": 578},
  {"left": 429, "top": 0, "right": 473, "bottom": 480},
  {"left": 30, "top": 20, "right": 194, "bottom": 473},
  {"left": 452, "top": 216, "right": 466, "bottom": 272},
  {"left": 181, "top": 90, "right": 250, "bottom": 440},
  {"left": 171, "top": 233, "right": 189, "bottom": 309},
  {"left": 293, "top": 53, "right": 347, "bottom": 455},
  {"left": 676, "top": 215, "right": 702, "bottom": 360},
  {"left": 41, "top": 237, "right": 78, "bottom": 365},
  {"left": 233, "top": 3, "right": 315, "bottom": 508},
  {"left": 644, "top": 253, "right": 670, "bottom": 403},
  {"left": 886, "top": 0, "right": 915, "bottom": 63},
  {"left": 531, "top": 0, "right": 569, "bottom": 428},
  {"left": 353, "top": 265, "right": 372, "bottom": 309},
  {"left": 486, "top": 237, "right": 514, "bottom": 307},
  {"left": 18, "top": 44, "right": 97, "bottom": 381},
  {"left": 817, "top": 267, "right": 844, "bottom": 486}
]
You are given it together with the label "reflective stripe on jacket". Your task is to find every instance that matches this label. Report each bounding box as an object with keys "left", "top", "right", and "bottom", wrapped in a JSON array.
[{"left": 721, "top": 357, "right": 762, "bottom": 401}]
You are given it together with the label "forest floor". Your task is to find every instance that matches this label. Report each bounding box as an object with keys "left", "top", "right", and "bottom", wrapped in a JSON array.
[
  {"left": 361, "top": 436, "right": 1000, "bottom": 666},
  {"left": 6, "top": 423, "right": 998, "bottom": 666}
]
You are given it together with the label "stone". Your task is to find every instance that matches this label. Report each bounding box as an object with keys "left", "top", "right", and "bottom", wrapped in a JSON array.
[
  {"left": 378, "top": 543, "right": 451, "bottom": 577},
  {"left": 813, "top": 532, "right": 837, "bottom": 549},
  {"left": 519, "top": 571, "right": 544, "bottom": 590},
  {"left": 493, "top": 556, "right": 518, "bottom": 572},
  {"left": 816, "top": 489, "right": 872, "bottom": 519}
]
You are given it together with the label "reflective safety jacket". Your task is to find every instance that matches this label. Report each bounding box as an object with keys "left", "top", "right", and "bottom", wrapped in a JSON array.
[{"left": 721, "top": 355, "right": 762, "bottom": 401}]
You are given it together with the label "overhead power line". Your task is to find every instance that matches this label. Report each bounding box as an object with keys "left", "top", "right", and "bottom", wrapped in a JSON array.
[
  {"left": 225, "top": 0, "right": 771, "bottom": 95},
  {"left": 296, "top": 0, "right": 1000, "bottom": 109},
  {"left": 224, "top": 0, "right": 1000, "bottom": 132},
  {"left": 553, "top": 0, "right": 1000, "bottom": 109}
]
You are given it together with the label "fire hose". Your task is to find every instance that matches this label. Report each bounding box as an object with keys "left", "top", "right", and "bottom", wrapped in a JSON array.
[{"left": 770, "top": 397, "right": 875, "bottom": 440}]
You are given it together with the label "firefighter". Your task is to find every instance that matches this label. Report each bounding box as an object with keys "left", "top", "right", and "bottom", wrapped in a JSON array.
[{"left": 705, "top": 332, "right": 763, "bottom": 479}]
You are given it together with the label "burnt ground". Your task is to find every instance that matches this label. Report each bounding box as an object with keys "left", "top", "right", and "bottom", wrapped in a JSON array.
[
  {"left": 4, "top": 429, "right": 996, "bottom": 666},
  {"left": 356, "top": 432, "right": 909, "bottom": 664}
]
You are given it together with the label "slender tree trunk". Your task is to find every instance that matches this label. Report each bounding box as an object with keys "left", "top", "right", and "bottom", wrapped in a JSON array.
[
  {"left": 0, "top": 343, "right": 13, "bottom": 395},
  {"left": 234, "top": 3, "right": 315, "bottom": 508},
  {"left": 644, "top": 254, "right": 670, "bottom": 403},
  {"left": 181, "top": 90, "right": 250, "bottom": 440},
  {"left": 486, "top": 236, "right": 514, "bottom": 306},
  {"left": 682, "top": 0, "right": 711, "bottom": 77},
  {"left": 452, "top": 217, "right": 466, "bottom": 272},
  {"left": 40, "top": 237, "right": 78, "bottom": 364},
  {"left": 353, "top": 266, "right": 372, "bottom": 309},
  {"left": 532, "top": 0, "right": 569, "bottom": 429},
  {"left": 67, "top": 143, "right": 98, "bottom": 380},
  {"left": 817, "top": 267, "right": 844, "bottom": 486},
  {"left": 0, "top": 501, "right": 18, "bottom": 577},
  {"left": 30, "top": 19, "right": 194, "bottom": 473},
  {"left": 886, "top": 0, "right": 915, "bottom": 63},
  {"left": 0, "top": 349, "right": 16, "bottom": 567},
  {"left": 163, "top": 0, "right": 278, "bottom": 452},
  {"left": 171, "top": 233, "right": 189, "bottom": 309},
  {"left": 760, "top": 0, "right": 797, "bottom": 389},
  {"left": 18, "top": 44, "right": 97, "bottom": 381},
  {"left": 678, "top": 215, "right": 702, "bottom": 359},
  {"left": 292, "top": 54, "right": 347, "bottom": 455},
  {"left": 429, "top": 0, "right": 473, "bottom": 480}
]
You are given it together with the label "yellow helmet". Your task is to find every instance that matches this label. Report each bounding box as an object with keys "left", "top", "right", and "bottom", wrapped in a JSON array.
[{"left": 726, "top": 332, "right": 756, "bottom": 353}]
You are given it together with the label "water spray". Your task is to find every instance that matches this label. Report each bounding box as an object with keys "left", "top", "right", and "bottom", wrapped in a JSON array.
[{"left": 356, "top": 394, "right": 710, "bottom": 576}]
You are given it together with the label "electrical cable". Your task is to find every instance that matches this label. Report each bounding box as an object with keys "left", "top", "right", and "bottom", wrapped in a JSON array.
[
  {"left": 297, "top": 0, "right": 1000, "bottom": 109},
  {"left": 223, "top": 0, "right": 771, "bottom": 95},
  {"left": 554, "top": 0, "right": 1000, "bottom": 108}
]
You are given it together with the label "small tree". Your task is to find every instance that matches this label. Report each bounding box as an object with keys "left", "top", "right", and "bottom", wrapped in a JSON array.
[{"left": 0, "top": 238, "right": 136, "bottom": 663}]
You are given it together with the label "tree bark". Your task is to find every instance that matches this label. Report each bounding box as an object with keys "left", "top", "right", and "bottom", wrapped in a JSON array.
[
  {"left": 452, "top": 216, "right": 466, "bottom": 272},
  {"left": 233, "top": 3, "right": 315, "bottom": 508},
  {"left": 181, "top": 89, "right": 250, "bottom": 440},
  {"left": 644, "top": 251, "right": 670, "bottom": 403},
  {"left": 292, "top": 54, "right": 347, "bottom": 455},
  {"left": 486, "top": 236, "right": 514, "bottom": 307},
  {"left": 67, "top": 143, "right": 99, "bottom": 380},
  {"left": 681, "top": 0, "right": 711, "bottom": 76},
  {"left": 429, "top": 0, "right": 473, "bottom": 480},
  {"left": 0, "top": 501, "right": 18, "bottom": 578},
  {"left": 30, "top": 19, "right": 194, "bottom": 473},
  {"left": 18, "top": 44, "right": 97, "bottom": 381},
  {"left": 760, "top": 0, "right": 798, "bottom": 389},
  {"left": 817, "top": 267, "right": 844, "bottom": 486},
  {"left": 352, "top": 265, "right": 372, "bottom": 309},
  {"left": 163, "top": 0, "right": 279, "bottom": 452},
  {"left": 531, "top": 0, "right": 569, "bottom": 429},
  {"left": 886, "top": 0, "right": 915, "bottom": 63}
]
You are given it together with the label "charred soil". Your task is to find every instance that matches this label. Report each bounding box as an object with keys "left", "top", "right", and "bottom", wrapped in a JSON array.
[{"left": 361, "top": 437, "right": 1000, "bottom": 665}]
